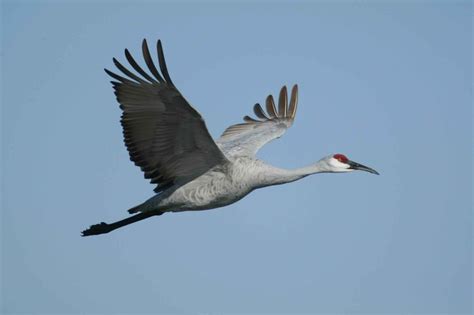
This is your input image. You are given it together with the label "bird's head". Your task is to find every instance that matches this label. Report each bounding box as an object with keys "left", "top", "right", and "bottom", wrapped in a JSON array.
[{"left": 320, "top": 153, "right": 379, "bottom": 175}]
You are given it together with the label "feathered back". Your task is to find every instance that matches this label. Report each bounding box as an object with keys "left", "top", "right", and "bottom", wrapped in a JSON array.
[{"left": 217, "top": 85, "right": 299, "bottom": 157}]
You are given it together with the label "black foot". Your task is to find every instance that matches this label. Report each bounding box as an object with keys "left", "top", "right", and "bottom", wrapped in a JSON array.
[{"left": 81, "top": 222, "right": 111, "bottom": 237}]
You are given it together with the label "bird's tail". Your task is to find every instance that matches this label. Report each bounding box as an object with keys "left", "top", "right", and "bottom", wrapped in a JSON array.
[
  {"left": 127, "top": 204, "right": 142, "bottom": 214},
  {"left": 127, "top": 194, "right": 165, "bottom": 214}
]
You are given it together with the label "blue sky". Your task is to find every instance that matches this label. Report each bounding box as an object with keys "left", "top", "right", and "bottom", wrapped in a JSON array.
[{"left": 2, "top": 1, "right": 472, "bottom": 314}]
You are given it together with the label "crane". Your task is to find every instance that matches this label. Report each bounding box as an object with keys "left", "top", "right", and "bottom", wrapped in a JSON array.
[{"left": 82, "top": 39, "right": 379, "bottom": 237}]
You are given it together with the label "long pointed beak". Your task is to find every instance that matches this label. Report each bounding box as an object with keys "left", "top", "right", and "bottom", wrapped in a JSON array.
[{"left": 347, "top": 160, "right": 379, "bottom": 175}]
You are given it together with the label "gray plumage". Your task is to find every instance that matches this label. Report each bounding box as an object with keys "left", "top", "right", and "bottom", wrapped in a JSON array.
[{"left": 82, "top": 39, "right": 379, "bottom": 236}]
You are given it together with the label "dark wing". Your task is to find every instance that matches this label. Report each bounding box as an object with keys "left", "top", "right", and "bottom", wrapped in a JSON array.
[
  {"left": 216, "top": 85, "right": 298, "bottom": 157},
  {"left": 105, "top": 39, "right": 228, "bottom": 193}
]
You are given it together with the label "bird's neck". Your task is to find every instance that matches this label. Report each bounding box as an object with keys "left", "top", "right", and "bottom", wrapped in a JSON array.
[{"left": 259, "top": 160, "right": 329, "bottom": 187}]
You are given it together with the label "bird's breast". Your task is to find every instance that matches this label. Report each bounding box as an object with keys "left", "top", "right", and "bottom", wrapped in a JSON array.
[{"left": 163, "top": 159, "right": 262, "bottom": 211}]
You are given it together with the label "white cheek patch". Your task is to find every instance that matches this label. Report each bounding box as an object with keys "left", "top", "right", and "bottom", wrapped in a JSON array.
[{"left": 330, "top": 158, "right": 351, "bottom": 170}]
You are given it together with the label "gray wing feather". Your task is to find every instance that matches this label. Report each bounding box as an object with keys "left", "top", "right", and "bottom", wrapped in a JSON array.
[
  {"left": 265, "top": 95, "right": 278, "bottom": 118},
  {"left": 217, "top": 85, "right": 299, "bottom": 157},
  {"left": 106, "top": 39, "right": 227, "bottom": 192}
]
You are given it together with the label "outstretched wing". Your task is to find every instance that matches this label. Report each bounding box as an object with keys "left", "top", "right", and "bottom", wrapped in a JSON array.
[
  {"left": 105, "top": 39, "right": 228, "bottom": 193},
  {"left": 216, "top": 85, "right": 298, "bottom": 157}
]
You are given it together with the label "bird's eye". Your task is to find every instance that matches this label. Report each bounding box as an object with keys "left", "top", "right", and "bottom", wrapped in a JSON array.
[{"left": 333, "top": 154, "right": 348, "bottom": 163}]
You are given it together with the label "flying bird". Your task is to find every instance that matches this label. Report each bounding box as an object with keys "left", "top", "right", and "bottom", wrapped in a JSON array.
[{"left": 82, "top": 39, "right": 379, "bottom": 236}]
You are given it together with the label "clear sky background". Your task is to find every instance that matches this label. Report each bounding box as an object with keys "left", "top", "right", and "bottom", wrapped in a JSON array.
[{"left": 2, "top": 1, "right": 472, "bottom": 314}]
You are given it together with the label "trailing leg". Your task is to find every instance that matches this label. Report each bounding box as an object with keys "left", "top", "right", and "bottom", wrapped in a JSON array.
[{"left": 81, "top": 211, "right": 163, "bottom": 237}]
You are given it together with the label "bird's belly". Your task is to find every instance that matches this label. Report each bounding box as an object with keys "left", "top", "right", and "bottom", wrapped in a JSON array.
[{"left": 161, "top": 175, "right": 252, "bottom": 212}]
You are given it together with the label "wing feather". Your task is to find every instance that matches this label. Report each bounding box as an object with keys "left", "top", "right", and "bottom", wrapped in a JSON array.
[
  {"left": 124, "top": 49, "right": 157, "bottom": 83},
  {"left": 288, "top": 84, "right": 298, "bottom": 119},
  {"left": 278, "top": 86, "right": 288, "bottom": 117},
  {"left": 157, "top": 40, "right": 174, "bottom": 86},
  {"left": 243, "top": 115, "right": 260, "bottom": 123},
  {"left": 106, "top": 39, "right": 227, "bottom": 192},
  {"left": 105, "top": 69, "right": 136, "bottom": 84},
  {"left": 217, "top": 85, "right": 299, "bottom": 157},
  {"left": 142, "top": 39, "right": 165, "bottom": 83},
  {"left": 253, "top": 103, "right": 269, "bottom": 119},
  {"left": 265, "top": 95, "right": 278, "bottom": 118},
  {"left": 113, "top": 58, "right": 146, "bottom": 84}
]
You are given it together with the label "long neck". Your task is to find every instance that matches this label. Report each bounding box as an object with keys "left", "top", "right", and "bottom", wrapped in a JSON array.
[{"left": 259, "top": 160, "right": 329, "bottom": 187}]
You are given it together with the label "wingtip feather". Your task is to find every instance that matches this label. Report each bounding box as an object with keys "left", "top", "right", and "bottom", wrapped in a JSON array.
[
  {"left": 278, "top": 85, "right": 288, "bottom": 118},
  {"left": 265, "top": 95, "right": 278, "bottom": 118},
  {"left": 243, "top": 115, "right": 260, "bottom": 123},
  {"left": 142, "top": 38, "right": 165, "bottom": 83},
  {"left": 288, "top": 84, "right": 298, "bottom": 119},
  {"left": 253, "top": 103, "right": 269, "bottom": 120},
  {"left": 156, "top": 39, "right": 174, "bottom": 86}
]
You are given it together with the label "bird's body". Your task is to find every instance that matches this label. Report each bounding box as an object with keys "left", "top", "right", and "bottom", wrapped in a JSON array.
[
  {"left": 82, "top": 39, "right": 379, "bottom": 236},
  {"left": 138, "top": 157, "right": 259, "bottom": 213},
  {"left": 135, "top": 157, "right": 307, "bottom": 213}
]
